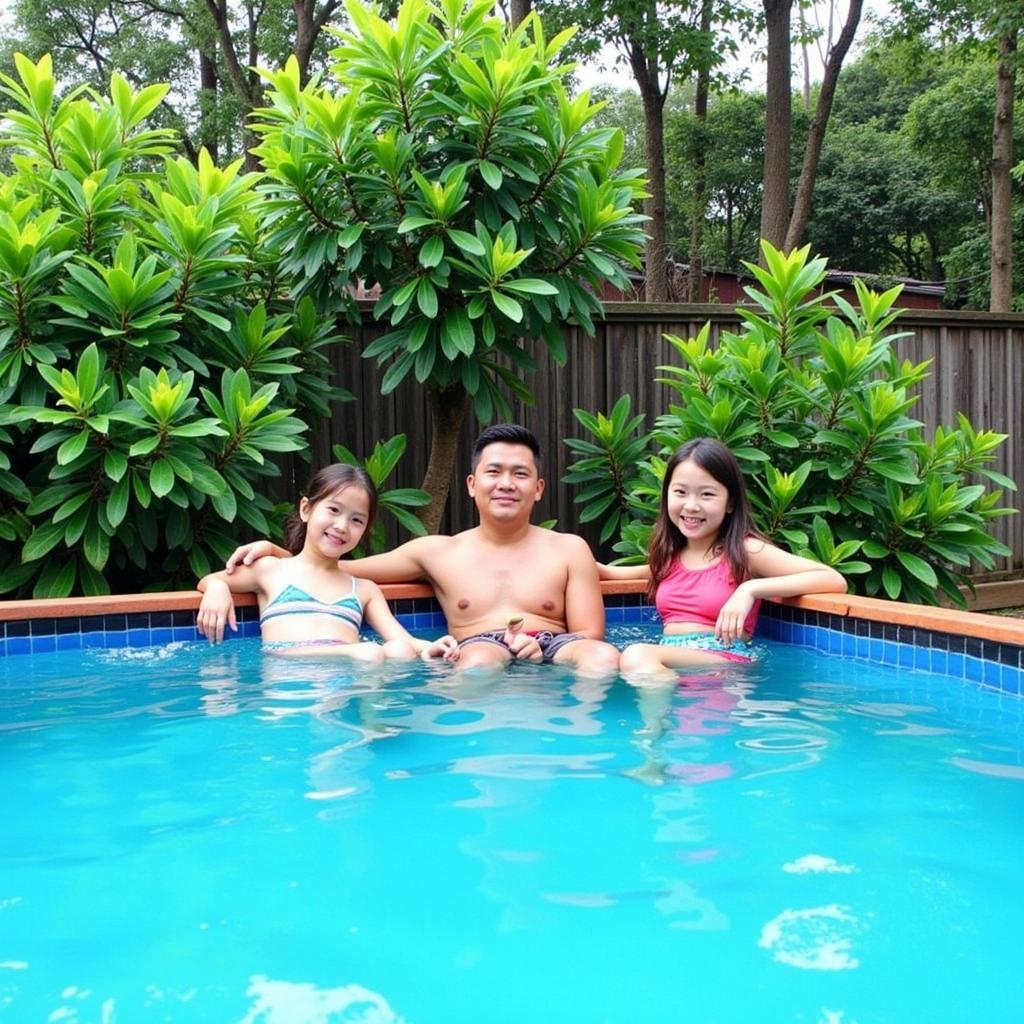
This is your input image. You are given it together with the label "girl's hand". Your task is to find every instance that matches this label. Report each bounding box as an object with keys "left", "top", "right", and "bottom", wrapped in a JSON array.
[
  {"left": 421, "top": 635, "right": 460, "bottom": 661},
  {"left": 715, "top": 583, "right": 756, "bottom": 645},
  {"left": 197, "top": 580, "right": 237, "bottom": 644}
]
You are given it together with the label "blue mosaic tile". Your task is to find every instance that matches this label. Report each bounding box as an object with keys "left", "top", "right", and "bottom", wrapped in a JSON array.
[
  {"left": 173, "top": 626, "right": 199, "bottom": 642},
  {"left": 929, "top": 648, "right": 949, "bottom": 676},
  {"left": 1000, "top": 664, "right": 1022, "bottom": 695},
  {"left": 151, "top": 628, "right": 174, "bottom": 645},
  {"left": 898, "top": 643, "right": 914, "bottom": 669},
  {"left": 947, "top": 652, "right": 965, "bottom": 680},
  {"left": 913, "top": 645, "right": 931, "bottom": 671},
  {"left": 105, "top": 631, "right": 128, "bottom": 649},
  {"left": 882, "top": 642, "right": 899, "bottom": 667},
  {"left": 127, "top": 628, "right": 150, "bottom": 647},
  {"left": 7, "top": 637, "right": 29, "bottom": 656},
  {"left": 964, "top": 657, "right": 984, "bottom": 683},
  {"left": 869, "top": 638, "right": 884, "bottom": 662},
  {"left": 31, "top": 636, "right": 56, "bottom": 654},
  {"left": 855, "top": 636, "right": 869, "bottom": 660},
  {"left": 56, "top": 633, "right": 82, "bottom": 652},
  {"left": 982, "top": 659, "right": 1002, "bottom": 689},
  {"left": 841, "top": 632, "right": 856, "bottom": 658}
]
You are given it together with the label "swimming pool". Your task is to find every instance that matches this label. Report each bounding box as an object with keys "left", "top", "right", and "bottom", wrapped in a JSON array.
[{"left": 2, "top": 625, "right": 1022, "bottom": 1023}]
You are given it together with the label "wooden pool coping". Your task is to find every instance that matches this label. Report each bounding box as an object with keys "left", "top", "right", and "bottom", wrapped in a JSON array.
[{"left": 1, "top": 581, "right": 1022, "bottom": 646}]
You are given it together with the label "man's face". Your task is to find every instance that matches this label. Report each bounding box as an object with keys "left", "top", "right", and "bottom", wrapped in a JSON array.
[{"left": 466, "top": 442, "right": 545, "bottom": 521}]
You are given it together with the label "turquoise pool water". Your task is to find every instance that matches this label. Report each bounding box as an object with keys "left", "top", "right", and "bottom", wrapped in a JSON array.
[{"left": 1, "top": 628, "right": 1022, "bottom": 1023}]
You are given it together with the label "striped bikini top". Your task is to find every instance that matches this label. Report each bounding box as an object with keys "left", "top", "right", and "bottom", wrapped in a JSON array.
[{"left": 259, "top": 576, "right": 363, "bottom": 631}]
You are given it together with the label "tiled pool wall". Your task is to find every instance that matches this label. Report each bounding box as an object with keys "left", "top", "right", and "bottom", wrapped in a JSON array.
[
  {"left": 758, "top": 602, "right": 1024, "bottom": 695},
  {"left": 1, "top": 590, "right": 1023, "bottom": 697}
]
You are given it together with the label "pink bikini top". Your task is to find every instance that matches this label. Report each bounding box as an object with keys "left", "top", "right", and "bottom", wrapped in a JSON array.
[{"left": 655, "top": 556, "right": 760, "bottom": 635}]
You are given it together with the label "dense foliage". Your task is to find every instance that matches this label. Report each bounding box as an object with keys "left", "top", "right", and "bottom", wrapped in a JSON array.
[
  {"left": 564, "top": 243, "right": 1016, "bottom": 606},
  {"left": 0, "top": 55, "right": 351, "bottom": 597}
]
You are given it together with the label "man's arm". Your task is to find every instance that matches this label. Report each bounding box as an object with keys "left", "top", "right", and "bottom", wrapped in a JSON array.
[
  {"left": 345, "top": 535, "right": 442, "bottom": 584},
  {"left": 561, "top": 535, "right": 606, "bottom": 640}
]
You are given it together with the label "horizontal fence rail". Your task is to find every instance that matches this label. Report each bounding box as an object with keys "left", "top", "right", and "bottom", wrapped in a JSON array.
[{"left": 290, "top": 304, "right": 1024, "bottom": 573}]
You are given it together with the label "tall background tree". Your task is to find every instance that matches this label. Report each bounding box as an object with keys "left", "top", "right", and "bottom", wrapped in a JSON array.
[
  {"left": 887, "top": 0, "right": 1021, "bottom": 309},
  {"left": 252, "top": 0, "right": 647, "bottom": 529},
  {"left": 536, "top": 0, "right": 748, "bottom": 300}
]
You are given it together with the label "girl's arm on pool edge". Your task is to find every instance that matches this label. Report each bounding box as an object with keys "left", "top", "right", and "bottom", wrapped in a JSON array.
[
  {"left": 197, "top": 562, "right": 270, "bottom": 644},
  {"left": 714, "top": 541, "right": 847, "bottom": 645}
]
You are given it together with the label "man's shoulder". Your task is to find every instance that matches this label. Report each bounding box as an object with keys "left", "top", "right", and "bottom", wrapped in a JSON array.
[{"left": 532, "top": 528, "right": 593, "bottom": 557}]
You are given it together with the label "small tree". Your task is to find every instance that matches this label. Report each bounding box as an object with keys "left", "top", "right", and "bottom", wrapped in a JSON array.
[
  {"left": 564, "top": 242, "right": 1016, "bottom": 607},
  {"left": 251, "top": 0, "right": 647, "bottom": 530},
  {"left": 0, "top": 55, "right": 353, "bottom": 596}
]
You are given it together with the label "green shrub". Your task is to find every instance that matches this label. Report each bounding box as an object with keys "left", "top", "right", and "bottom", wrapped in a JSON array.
[
  {"left": 564, "top": 242, "right": 1016, "bottom": 606},
  {"left": 0, "top": 55, "right": 353, "bottom": 596},
  {"left": 249, "top": 0, "right": 647, "bottom": 529}
]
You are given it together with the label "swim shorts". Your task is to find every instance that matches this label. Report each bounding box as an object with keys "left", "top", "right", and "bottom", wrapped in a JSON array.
[
  {"left": 458, "top": 629, "right": 584, "bottom": 664},
  {"left": 659, "top": 632, "right": 764, "bottom": 663}
]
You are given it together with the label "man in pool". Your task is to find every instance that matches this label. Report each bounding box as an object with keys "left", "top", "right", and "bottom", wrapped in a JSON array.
[{"left": 206, "top": 424, "right": 621, "bottom": 676}]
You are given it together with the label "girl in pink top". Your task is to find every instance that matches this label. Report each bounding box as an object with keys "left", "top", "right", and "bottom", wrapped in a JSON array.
[{"left": 602, "top": 439, "right": 846, "bottom": 679}]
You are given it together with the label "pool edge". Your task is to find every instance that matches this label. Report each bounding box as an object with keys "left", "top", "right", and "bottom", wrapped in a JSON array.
[{"left": 1, "top": 583, "right": 1022, "bottom": 696}]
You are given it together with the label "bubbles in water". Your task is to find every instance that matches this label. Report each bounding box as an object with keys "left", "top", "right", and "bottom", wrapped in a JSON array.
[
  {"left": 758, "top": 904, "right": 863, "bottom": 970},
  {"left": 782, "top": 855, "right": 857, "bottom": 875},
  {"left": 238, "top": 976, "right": 405, "bottom": 1023}
]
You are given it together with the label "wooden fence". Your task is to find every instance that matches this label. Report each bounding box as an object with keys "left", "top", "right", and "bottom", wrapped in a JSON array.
[{"left": 295, "top": 303, "right": 1024, "bottom": 572}]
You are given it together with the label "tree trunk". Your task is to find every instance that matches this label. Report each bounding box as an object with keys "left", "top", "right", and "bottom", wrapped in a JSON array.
[
  {"left": 686, "top": 0, "right": 713, "bottom": 303},
  {"left": 510, "top": 0, "right": 531, "bottom": 27},
  {"left": 203, "top": 0, "right": 263, "bottom": 170},
  {"left": 759, "top": 0, "right": 793, "bottom": 257},
  {"left": 628, "top": 10, "right": 669, "bottom": 303},
  {"left": 198, "top": 49, "right": 219, "bottom": 163},
  {"left": 293, "top": 0, "right": 341, "bottom": 84},
  {"left": 420, "top": 384, "right": 472, "bottom": 534},
  {"left": 989, "top": 29, "right": 1016, "bottom": 313},
  {"left": 784, "top": 0, "right": 862, "bottom": 251}
]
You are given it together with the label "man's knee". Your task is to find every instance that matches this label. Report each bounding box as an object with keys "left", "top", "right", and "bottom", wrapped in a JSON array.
[{"left": 457, "top": 642, "right": 510, "bottom": 669}]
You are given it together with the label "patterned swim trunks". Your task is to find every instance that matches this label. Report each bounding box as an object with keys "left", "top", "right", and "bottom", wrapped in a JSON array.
[
  {"left": 659, "top": 632, "right": 764, "bottom": 663},
  {"left": 458, "top": 629, "right": 584, "bottom": 664}
]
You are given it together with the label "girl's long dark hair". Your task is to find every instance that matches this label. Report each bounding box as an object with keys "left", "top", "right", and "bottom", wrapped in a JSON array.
[
  {"left": 646, "top": 438, "right": 761, "bottom": 602},
  {"left": 283, "top": 463, "right": 377, "bottom": 555}
]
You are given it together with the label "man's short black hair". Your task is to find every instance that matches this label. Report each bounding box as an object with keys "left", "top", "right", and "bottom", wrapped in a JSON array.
[{"left": 471, "top": 423, "right": 542, "bottom": 469}]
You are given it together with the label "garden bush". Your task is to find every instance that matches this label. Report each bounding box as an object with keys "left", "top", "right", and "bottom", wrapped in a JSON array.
[
  {"left": 0, "top": 55, "right": 353, "bottom": 596},
  {"left": 250, "top": 0, "right": 648, "bottom": 529},
  {"left": 564, "top": 242, "right": 1016, "bottom": 606}
]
